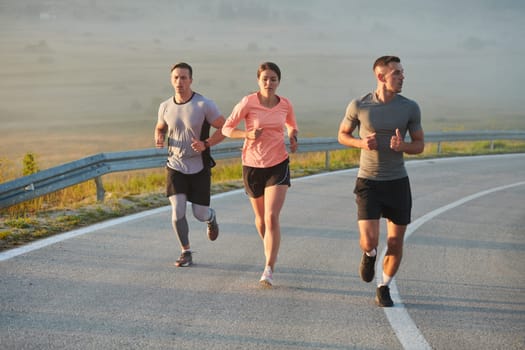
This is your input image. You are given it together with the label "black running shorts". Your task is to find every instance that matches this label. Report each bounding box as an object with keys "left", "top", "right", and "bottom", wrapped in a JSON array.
[
  {"left": 353, "top": 176, "right": 412, "bottom": 225},
  {"left": 166, "top": 166, "right": 211, "bottom": 206},
  {"left": 242, "top": 158, "right": 291, "bottom": 198}
]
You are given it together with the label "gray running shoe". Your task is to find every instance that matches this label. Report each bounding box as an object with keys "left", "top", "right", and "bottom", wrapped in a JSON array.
[
  {"left": 174, "top": 251, "right": 193, "bottom": 267},
  {"left": 207, "top": 208, "right": 219, "bottom": 241},
  {"left": 376, "top": 285, "right": 394, "bottom": 307},
  {"left": 359, "top": 253, "right": 376, "bottom": 283}
]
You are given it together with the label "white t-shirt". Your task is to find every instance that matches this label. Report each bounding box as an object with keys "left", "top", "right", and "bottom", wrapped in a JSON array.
[{"left": 158, "top": 92, "right": 221, "bottom": 174}]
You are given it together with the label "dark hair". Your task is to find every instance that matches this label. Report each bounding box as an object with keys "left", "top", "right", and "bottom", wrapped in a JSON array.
[
  {"left": 171, "top": 62, "right": 193, "bottom": 78},
  {"left": 373, "top": 56, "right": 400, "bottom": 71},
  {"left": 257, "top": 62, "right": 281, "bottom": 81}
]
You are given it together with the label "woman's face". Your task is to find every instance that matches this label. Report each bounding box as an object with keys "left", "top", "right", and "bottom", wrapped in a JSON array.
[{"left": 257, "top": 69, "right": 280, "bottom": 96}]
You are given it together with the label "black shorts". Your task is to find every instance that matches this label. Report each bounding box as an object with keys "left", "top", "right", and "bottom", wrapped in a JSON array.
[
  {"left": 242, "top": 158, "right": 291, "bottom": 198},
  {"left": 166, "top": 166, "right": 211, "bottom": 206},
  {"left": 353, "top": 177, "right": 412, "bottom": 225}
]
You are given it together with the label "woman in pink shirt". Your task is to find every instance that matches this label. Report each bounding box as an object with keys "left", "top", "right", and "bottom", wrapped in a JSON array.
[{"left": 222, "top": 62, "right": 298, "bottom": 287}]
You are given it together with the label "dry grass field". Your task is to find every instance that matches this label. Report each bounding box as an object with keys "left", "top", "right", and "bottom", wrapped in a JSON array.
[
  {"left": 2, "top": 2, "right": 524, "bottom": 249},
  {"left": 2, "top": 1, "right": 524, "bottom": 173}
]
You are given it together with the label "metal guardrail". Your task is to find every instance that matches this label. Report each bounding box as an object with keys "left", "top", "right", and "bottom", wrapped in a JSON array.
[{"left": 1, "top": 130, "right": 524, "bottom": 209}]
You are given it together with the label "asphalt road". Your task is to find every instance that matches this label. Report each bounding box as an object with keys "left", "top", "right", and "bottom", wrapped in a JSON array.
[{"left": 1, "top": 154, "right": 524, "bottom": 350}]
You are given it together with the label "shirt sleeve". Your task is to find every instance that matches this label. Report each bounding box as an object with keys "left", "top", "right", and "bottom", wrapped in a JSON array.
[
  {"left": 284, "top": 98, "right": 298, "bottom": 133},
  {"left": 341, "top": 99, "right": 360, "bottom": 132},
  {"left": 157, "top": 101, "right": 168, "bottom": 125},
  {"left": 408, "top": 101, "right": 422, "bottom": 133},
  {"left": 222, "top": 96, "right": 248, "bottom": 137},
  {"left": 204, "top": 98, "right": 222, "bottom": 124}
]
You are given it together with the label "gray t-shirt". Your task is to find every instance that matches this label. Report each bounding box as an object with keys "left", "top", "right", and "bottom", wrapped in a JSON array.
[
  {"left": 158, "top": 92, "right": 221, "bottom": 174},
  {"left": 342, "top": 93, "right": 422, "bottom": 180}
]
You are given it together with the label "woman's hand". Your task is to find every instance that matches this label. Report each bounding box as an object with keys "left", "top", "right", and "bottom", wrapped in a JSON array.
[
  {"left": 289, "top": 134, "right": 298, "bottom": 153},
  {"left": 247, "top": 128, "right": 263, "bottom": 140}
]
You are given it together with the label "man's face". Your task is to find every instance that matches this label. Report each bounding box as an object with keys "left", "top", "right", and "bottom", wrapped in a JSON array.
[
  {"left": 171, "top": 68, "right": 192, "bottom": 94},
  {"left": 383, "top": 62, "right": 404, "bottom": 93}
]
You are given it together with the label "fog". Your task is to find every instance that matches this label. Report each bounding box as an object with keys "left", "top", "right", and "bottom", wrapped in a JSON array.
[{"left": 1, "top": 0, "right": 524, "bottom": 166}]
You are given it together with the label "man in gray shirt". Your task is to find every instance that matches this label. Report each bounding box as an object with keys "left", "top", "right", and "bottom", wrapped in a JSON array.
[
  {"left": 155, "top": 62, "right": 226, "bottom": 267},
  {"left": 338, "top": 56, "right": 425, "bottom": 307}
]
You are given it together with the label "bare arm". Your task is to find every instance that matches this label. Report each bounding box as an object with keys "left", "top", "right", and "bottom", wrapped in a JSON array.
[
  {"left": 227, "top": 127, "right": 264, "bottom": 140},
  {"left": 207, "top": 116, "right": 227, "bottom": 147},
  {"left": 337, "top": 120, "right": 377, "bottom": 151},
  {"left": 191, "top": 116, "right": 227, "bottom": 152},
  {"left": 155, "top": 121, "right": 168, "bottom": 148},
  {"left": 288, "top": 129, "right": 298, "bottom": 153}
]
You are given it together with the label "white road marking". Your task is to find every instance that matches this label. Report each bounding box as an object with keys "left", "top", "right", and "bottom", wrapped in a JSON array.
[
  {"left": 2, "top": 156, "right": 516, "bottom": 262},
  {"left": 0, "top": 189, "right": 245, "bottom": 262},
  {"left": 377, "top": 180, "right": 525, "bottom": 350},
  {"left": 0, "top": 207, "right": 171, "bottom": 262},
  {"left": 1, "top": 156, "right": 523, "bottom": 350}
]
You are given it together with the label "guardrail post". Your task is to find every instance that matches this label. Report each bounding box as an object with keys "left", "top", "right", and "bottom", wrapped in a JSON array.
[
  {"left": 95, "top": 176, "right": 105, "bottom": 202},
  {"left": 490, "top": 140, "right": 494, "bottom": 151},
  {"left": 325, "top": 150, "right": 330, "bottom": 169},
  {"left": 437, "top": 141, "right": 442, "bottom": 154}
]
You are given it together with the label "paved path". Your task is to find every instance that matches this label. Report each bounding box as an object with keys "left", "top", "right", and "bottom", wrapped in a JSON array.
[{"left": 1, "top": 154, "right": 524, "bottom": 350}]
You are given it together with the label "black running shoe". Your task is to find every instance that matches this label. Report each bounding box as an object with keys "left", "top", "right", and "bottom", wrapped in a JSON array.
[
  {"left": 359, "top": 253, "right": 376, "bottom": 283},
  {"left": 174, "top": 251, "right": 193, "bottom": 267},
  {"left": 207, "top": 208, "right": 219, "bottom": 241},
  {"left": 376, "top": 285, "right": 394, "bottom": 307}
]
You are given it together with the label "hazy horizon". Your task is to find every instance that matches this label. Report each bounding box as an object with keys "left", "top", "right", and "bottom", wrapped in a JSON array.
[{"left": 1, "top": 0, "right": 524, "bottom": 167}]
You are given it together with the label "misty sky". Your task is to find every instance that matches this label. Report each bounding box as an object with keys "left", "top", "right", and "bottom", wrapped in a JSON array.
[{"left": 1, "top": 0, "right": 524, "bottom": 163}]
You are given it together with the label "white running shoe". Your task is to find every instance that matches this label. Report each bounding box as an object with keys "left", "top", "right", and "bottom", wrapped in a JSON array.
[{"left": 259, "top": 266, "right": 273, "bottom": 287}]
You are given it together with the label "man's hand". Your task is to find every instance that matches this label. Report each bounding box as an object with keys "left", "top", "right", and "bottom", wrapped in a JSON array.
[
  {"left": 390, "top": 128, "right": 404, "bottom": 152},
  {"left": 362, "top": 133, "right": 377, "bottom": 151},
  {"left": 191, "top": 137, "right": 207, "bottom": 153}
]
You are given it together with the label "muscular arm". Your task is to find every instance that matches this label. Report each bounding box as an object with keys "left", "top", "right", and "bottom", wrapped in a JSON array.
[
  {"left": 405, "top": 128, "right": 425, "bottom": 154},
  {"left": 337, "top": 120, "right": 377, "bottom": 151}
]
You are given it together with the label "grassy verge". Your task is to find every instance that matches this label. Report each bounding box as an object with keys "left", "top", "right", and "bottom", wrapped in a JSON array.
[{"left": 1, "top": 140, "right": 524, "bottom": 251}]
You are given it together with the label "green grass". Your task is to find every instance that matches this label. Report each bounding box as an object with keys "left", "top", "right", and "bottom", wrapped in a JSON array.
[{"left": 1, "top": 140, "right": 524, "bottom": 251}]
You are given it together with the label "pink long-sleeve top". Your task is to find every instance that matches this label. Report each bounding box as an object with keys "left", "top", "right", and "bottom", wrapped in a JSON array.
[{"left": 222, "top": 93, "right": 298, "bottom": 168}]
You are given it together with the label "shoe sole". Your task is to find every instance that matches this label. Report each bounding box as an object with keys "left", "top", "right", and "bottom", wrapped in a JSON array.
[
  {"left": 174, "top": 262, "right": 193, "bottom": 267},
  {"left": 375, "top": 296, "right": 394, "bottom": 307},
  {"left": 259, "top": 280, "right": 273, "bottom": 288},
  {"left": 208, "top": 231, "right": 218, "bottom": 241},
  {"left": 360, "top": 273, "right": 374, "bottom": 283}
]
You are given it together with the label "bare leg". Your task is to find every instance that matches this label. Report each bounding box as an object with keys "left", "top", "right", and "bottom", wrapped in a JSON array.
[
  {"left": 261, "top": 185, "right": 288, "bottom": 270},
  {"left": 248, "top": 196, "right": 266, "bottom": 241},
  {"left": 383, "top": 219, "right": 406, "bottom": 278},
  {"left": 358, "top": 219, "right": 380, "bottom": 253}
]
